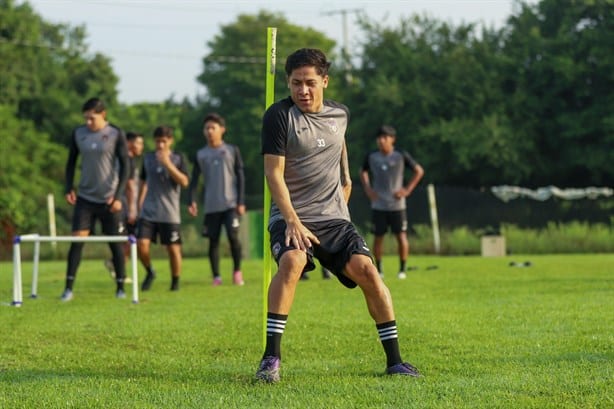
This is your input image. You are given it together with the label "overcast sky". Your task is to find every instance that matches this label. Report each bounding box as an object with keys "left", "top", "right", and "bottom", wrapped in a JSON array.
[{"left": 25, "top": 0, "right": 535, "bottom": 104}]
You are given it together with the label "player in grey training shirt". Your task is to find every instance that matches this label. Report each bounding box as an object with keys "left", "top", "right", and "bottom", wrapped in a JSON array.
[
  {"left": 60, "top": 97, "right": 130, "bottom": 302},
  {"left": 188, "top": 113, "right": 245, "bottom": 286},
  {"left": 104, "top": 131, "right": 144, "bottom": 281},
  {"left": 360, "top": 125, "right": 424, "bottom": 279},
  {"left": 255, "top": 48, "right": 420, "bottom": 383},
  {"left": 136, "top": 126, "right": 189, "bottom": 292}
]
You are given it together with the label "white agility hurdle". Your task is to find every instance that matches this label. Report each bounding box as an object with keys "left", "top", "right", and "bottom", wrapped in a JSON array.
[{"left": 11, "top": 234, "right": 139, "bottom": 306}]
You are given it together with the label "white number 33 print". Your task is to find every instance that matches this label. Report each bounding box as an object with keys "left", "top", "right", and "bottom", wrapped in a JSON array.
[{"left": 316, "top": 138, "right": 326, "bottom": 147}]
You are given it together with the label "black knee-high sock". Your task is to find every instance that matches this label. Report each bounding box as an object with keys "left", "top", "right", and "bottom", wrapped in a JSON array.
[
  {"left": 377, "top": 320, "right": 403, "bottom": 367},
  {"left": 109, "top": 242, "right": 125, "bottom": 290},
  {"left": 65, "top": 242, "right": 84, "bottom": 290},
  {"left": 376, "top": 259, "right": 382, "bottom": 273},
  {"left": 263, "top": 312, "right": 287, "bottom": 359},
  {"left": 209, "top": 239, "right": 220, "bottom": 278},
  {"left": 399, "top": 259, "right": 407, "bottom": 273},
  {"left": 228, "top": 235, "right": 242, "bottom": 271}
]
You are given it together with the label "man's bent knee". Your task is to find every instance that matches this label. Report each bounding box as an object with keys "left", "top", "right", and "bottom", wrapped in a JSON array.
[
  {"left": 277, "top": 250, "right": 308, "bottom": 282},
  {"left": 345, "top": 254, "right": 380, "bottom": 286}
]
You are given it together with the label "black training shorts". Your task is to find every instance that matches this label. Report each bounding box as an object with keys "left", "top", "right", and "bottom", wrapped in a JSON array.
[
  {"left": 136, "top": 219, "right": 182, "bottom": 245},
  {"left": 372, "top": 209, "right": 408, "bottom": 236},
  {"left": 269, "top": 219, "right": 373, "bottom": 288},
  {"left": 72, "top": 196, "right": 122, "bottom": 235}
]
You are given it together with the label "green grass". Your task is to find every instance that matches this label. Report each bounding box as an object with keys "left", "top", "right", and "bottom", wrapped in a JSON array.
[{"left": 1, "top": 254, "right": 612, "bottom": 408}]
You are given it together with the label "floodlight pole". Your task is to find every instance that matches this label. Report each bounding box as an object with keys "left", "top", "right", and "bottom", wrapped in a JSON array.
[{"left": 322, "top": 8, "right": 361, "bottom": 82}]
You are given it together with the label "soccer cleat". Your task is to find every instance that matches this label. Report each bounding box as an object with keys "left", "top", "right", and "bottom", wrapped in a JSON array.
[
  {"left": 397, "top": 271, "right": 407, "bottom": 280},
  {"left": 385, "top": 362, "right": 421, "bottom": 377},
  {"left": 60, "top": 289, "right": 73, "bottom": 302},
  {"left": 212, "top": 276, "right": 222, "bottom": 286},
  {"left": 170, "top": 279, "right": 180, "bottom": 291},
  {"left": 115, "top": 289, "right": 126, "bottom": 299},
  {"left": 104, "top": 259, "right": 116, "bottom": 278},
  {"left": 233, "top": 270, "right": 245, "bottom": 286},
  {"left": 255, "top": 356, "right": 281, "bottom": 383},
  {"left": 141, "top": 270, "right": 156, "bottom": 291}
]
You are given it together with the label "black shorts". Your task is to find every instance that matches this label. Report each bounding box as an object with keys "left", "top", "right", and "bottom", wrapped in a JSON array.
[
  {"left": 202, "top": 209, "right": 240, "bottom": 240},
  {"left": 72, "top": 196, "right": 122, "bottom": 235},
  {"left": 372, "top": 209, "right": 407, "bottom": 236},
  {"left": 269, "top": 219, "right": 373, "bottom": 289},
  {"left": 124, "top": 221, "right": 137, "bottom": 236},
  {"left": 136, "top": 219, "right": 182, "bottom": 245}
]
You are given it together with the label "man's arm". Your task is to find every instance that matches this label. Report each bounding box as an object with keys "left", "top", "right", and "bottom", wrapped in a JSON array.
[
  {"left": 64, "top": 130, "right": 79, "bottom": 204},
  {"left": 234, "top": 146, "right": 246, "bottom": 207},
  {"left": 264, "top": 154, "right": 319, "bottom": 250},
  {"left": 113, "top": 131, "right": 130, "bottom": 204},
  {"left": 340, "top": 142, "right": 352, "bottom": 203},
  {"left": 138, "top": 182, "right": 148, "bottom": 212},
  {"left": 187, "top": 158, "right": 201, "bottom": 216},
  {"left": 359, "top": 153, "right": 377, "bottom": 201},
  {"left": 158, "top": 151, "right": 189, "bottom": 188},
  {"left": 403, "top": 164, "right": 424, "bottom": 197}
]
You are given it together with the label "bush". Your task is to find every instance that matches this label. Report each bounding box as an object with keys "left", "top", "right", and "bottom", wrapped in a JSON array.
[{"left": 369, "top": 222, "right": 613, "bottom": 256}]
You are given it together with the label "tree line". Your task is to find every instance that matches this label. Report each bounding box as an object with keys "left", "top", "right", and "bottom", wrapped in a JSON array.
[{"left": 1, "top": 0, "right": 612, "bottom": 253}]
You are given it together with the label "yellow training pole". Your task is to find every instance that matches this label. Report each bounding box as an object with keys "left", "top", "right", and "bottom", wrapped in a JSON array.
[{"left": 263, "top": 27, "right": 277, "bottom": 348}]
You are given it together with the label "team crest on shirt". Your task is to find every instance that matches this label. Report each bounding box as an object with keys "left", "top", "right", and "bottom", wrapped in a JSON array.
[{"left": 326, "top": 119, "right": 338, "bottom": 134}]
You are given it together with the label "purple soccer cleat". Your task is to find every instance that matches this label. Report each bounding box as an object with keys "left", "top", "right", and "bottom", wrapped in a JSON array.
[
  {"left": 385, "top": 362, "right": 421, "bottom": 377},
  {"left": 255, "top": 356, "right": 281, "bottom": 383}
]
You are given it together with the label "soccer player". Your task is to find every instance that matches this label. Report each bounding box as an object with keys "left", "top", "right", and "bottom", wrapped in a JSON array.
[
  {"left": 104, "top": 131, "right": 144, "bottom": 281},
  {"left": 359, "top": 125, "right": 424, "bottom": 279},
  {"left": 256, "top": 48, "right": 420, "bottom": 382},
  {"left": 187, "top": 113, "right": 246, "bottom": 286},
  {"left": 61, "top": 97, "right": 130, "bottom": 301},
  {"left": 138, "top": 126, "right": 189, "bottom": 292}
]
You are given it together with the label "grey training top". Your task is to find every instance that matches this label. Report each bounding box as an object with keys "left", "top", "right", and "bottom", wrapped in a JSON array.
[
  {"left": 361, "top": 149, "right": 419, "bottom": 211},
  {"left": 64, "top": 123, "right": 129, "bottom": 204},
  {"left": 261, "top": 97, "right": 351, "bottom": 226},
  {"left": 140, "top": 151, "right": 189, "bottom": 224},
  {"left": 188, "top": 142, "right": 245, "bottom": 215}
]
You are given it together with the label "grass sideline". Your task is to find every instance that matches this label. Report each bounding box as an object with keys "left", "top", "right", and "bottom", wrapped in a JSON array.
[{"left": 1, "top": 254, "right": 612, "bottom": 408}]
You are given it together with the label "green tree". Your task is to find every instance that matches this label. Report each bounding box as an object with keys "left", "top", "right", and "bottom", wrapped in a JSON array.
[
  {"left": 501, "top": 0, "right": 614, "bottom": 186},
  {"left": 0, "top": 105, "right": 64, "bottom": 257},
  {"left": 0, "top": 0, "right": 119, "bottom": 145},
  {"left": 186, "top": 11, "right": 338, "bottom": 204},
  {"left": 114, "top": 99, "right": 190, "bottom": 151},
  {"left": 344, "top": 14, "right": 528, "bottom": 186}
]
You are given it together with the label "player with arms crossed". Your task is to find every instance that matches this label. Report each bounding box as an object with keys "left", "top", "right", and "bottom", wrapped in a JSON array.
[{"left": 256, "top": 48, "right": 420, "bottom": 382}]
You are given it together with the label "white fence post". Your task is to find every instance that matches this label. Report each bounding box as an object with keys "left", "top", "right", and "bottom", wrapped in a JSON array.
[{"left": 427, "top": 184, "right": 441, "bottom": 254}]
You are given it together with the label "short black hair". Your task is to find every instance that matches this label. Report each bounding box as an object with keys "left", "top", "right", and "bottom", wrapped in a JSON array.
[
  {"left": 285, "top": 48, "right": 331, "bottom": 77},
  {"left": 153, "top": 125, "right": 173, "bottom": 138},
  {"left": 375, "top": 125, "right": 397, "bottom": 138},
  {"left": 82, "top": 97, "right": 105, "bottom": 113},
  {"left": 202, "top": 112, "right": 226, "bottom": 128},
  {"left": 126, "top": 131, "right": 143, "bottom": 142}
]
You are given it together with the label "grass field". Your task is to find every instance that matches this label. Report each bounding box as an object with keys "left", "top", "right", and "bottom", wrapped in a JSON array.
[{"left": 1, "top": 254, "right": 612, "bottom": 408}]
